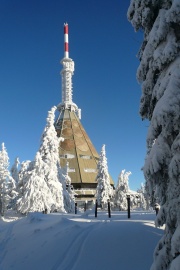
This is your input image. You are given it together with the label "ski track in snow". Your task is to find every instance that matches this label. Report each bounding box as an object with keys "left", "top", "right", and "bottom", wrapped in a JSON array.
[
  {"left": 51, "top": 222, "right": 101, "bottom": 270},
  {"left": 0, "top": 212, "right": 163, "bottom": 270},
  {"left": 0, "top": 221, "right": 16, "bottom": 265}
]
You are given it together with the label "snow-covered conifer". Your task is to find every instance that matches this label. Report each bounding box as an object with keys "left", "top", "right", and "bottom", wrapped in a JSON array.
[
  {"left": 96, "top": 145, "right": 113, "bottom": 208},
  {"left": 61, "top": 162, "right": 75, "bottom": 213},
  {"left": 10, "top": 157, "right": 20, "bottom": 208},
  {"left": 11, "top": 157, "right": 20, "bottom": 185},
  {"left": 39, "top": 106, "right": 65, "bottom": 213},
  {"left": 137, "top": 183, "right": 147, "bottom": 210},
  {"left": 128, "top": 1, "right": 180, "bottom": 268},
  {"left": 17, "top": 152, "right": 54, "bottom": 214},
  {"left": 114, "top": 170, "right": 131, "bottom": 210},
  {"left": 18, "top": 160, "right": 33, "bottom": 198},
  {"left": 7, "top": 177, "right": 18, "bottom": 211},
  {"left": 0, "top": 143, "right": 17, "bottom": 215}
]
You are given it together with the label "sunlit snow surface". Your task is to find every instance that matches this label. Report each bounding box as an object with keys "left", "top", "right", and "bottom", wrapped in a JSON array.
[{"left": 0, "top": 210, "right": 164, "bottom": 270}]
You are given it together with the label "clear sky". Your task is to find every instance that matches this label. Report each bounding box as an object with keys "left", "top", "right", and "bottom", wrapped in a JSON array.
[{"left": 0, "top": 0, "right": 149, "bottom": 190}]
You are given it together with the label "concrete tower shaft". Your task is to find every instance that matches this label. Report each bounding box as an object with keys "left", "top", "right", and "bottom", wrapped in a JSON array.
[
  {"left": 61, "top": 58, "right": 74, "bottom": 105},
  {"left": 57, "top": 23, "right": 81, "bottom": 119}
]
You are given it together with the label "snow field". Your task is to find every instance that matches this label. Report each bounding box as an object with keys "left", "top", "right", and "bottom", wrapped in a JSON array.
[{"left": 0, "top": 210, "right": 164, "bottom": 270}]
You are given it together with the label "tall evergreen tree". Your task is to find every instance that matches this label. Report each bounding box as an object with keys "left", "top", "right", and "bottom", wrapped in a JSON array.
[
  {"left": 128, "top": 1, "right": 180, "bottom": 269},
  {"left": 96, "top": 145, "right": 113, "bottom": 207},
  {"left": 61, "top": 162, "right": 75, "bottom": 213},
  {"left": 114, "top": 170, "right": 131, "bottom": 210},
  {"left": 39, "top": 106, "right": 65, "bottom": 213},
  {"left": 17, "top": 160, "right": 32, "bottom": 199},
  {"left": 10, "top": 157, "right": 20, "bottom": 208},
  {"left": 11, "top": 157, "right": 20, "bottom": 185},
  {"left": 137, "top": 183, "right": 148, "bottom": 210},
  {"left": 17, "top": 152, "right": 54, "bottom": 214},
  {"left": 0, "top": 143, "right": 17, "bottom": 215}
]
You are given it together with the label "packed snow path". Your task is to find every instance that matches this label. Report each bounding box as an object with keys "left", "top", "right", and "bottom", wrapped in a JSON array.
[{"left": 0, "top": 210, "right": 164, "bottom": 270}]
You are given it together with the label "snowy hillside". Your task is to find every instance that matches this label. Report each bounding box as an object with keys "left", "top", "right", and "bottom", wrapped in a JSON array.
[{"left": 0, "top": 210, "right": 164, "bottom": 270}]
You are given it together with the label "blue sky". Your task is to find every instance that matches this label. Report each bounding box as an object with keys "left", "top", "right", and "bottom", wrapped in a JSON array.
[{"left": 0, "top": 0, "right": 148, "bottom": 190}]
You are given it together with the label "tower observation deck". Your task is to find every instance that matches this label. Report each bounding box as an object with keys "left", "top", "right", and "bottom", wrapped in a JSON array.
[{"left": 55, "top": 23, "right": 114, "bottom": 204}]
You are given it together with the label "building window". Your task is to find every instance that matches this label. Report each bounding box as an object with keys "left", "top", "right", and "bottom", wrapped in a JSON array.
[
  {"left": 60, "top": 154, "right": 75, "bottom": 159},
  {"left": 68, "top": 168, "right": 75, "bottom": 172},
  {"left": 84, "top": 168, "right": 96, "bottom": 173},
  {"left": 80, "top": 155, "right": 92, "bottom": 159}
]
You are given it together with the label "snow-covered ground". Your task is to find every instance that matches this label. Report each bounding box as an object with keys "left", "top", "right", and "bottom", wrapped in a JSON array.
[{"left": 0, "top": 210, "right": 164, "bottom": 270}]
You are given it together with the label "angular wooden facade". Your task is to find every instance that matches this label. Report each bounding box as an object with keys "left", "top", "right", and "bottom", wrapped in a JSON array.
[{"left": 55, "top": 109, "right": 114, "bottom": 203}]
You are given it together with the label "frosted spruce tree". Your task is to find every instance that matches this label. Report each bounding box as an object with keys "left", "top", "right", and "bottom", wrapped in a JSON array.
[
  {"left": 114, "top": 170, "right": 131, "bottom": 210},
  {"left": 11, "top": 157, "right": 20, "bottom": 185},
  {"left": 0, "top": 143, "right": 17, "bottom": 215},
  {"left": 17, "top": 152, "right": 54, "bottom": 214},
  {"left": 137, "top": 183, "right": 147, "bottom": 210},
  {"left": 61, "top": 162, "right": 75, "bottom": 213},
  {"left": 96, "top": 145, "right": 113, "bottom": 208},
  {"left": 18, "top": 160, "right": 33, "bottom": 198},
  {"left": 10, "top": 157, "right": 20, "bottom": 208},
  {"left": 128, "top": 1, "right": 180, "bottom": 269},
  {"left": 39, "top": 106, "right": 65, "bottom": 213}
]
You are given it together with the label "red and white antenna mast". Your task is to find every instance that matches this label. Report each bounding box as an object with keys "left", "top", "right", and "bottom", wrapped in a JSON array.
[
  {"left": 57, "top": 23, "right": 81, "bottom": 119},
  {"left": 64, "top": 23, "right": 69, "bottom": 58}
]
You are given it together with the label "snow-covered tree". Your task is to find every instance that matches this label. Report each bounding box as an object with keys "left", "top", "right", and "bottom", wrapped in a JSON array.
[
  {"left": 137, "top": 183, "right": 148, "bottom": 210},
  {"left": 39, "top": 106, "right": 65, "bottom": 213},
  {"left": 10, "top": 157, "right": 20, "bottom": 208},
  {"left": 128, "top": 1, "right": 180, "bottom": 269},
  {"left": 96, "top": 145, "right": 113, "bottom": 208},
  {"left": 0, "top": 143, "right": 17, "bottom": 215},
  {"left": 17, "top": 107, "right": 66, "bottom": 214},
  {"left": 114, "top": 170, "right": 131, "bottom": 210},
  {"left": 61, "top": 162, "right": 75, "bottom": 213},
  {"left": 17, "top": 152, "right": 54, "bottom": 214},
  {"left": 11, "top": 157, "right": 20, "bottom": 185},
  {"left": 18, "top": 160, "right": 33, "bottom": 198}
]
